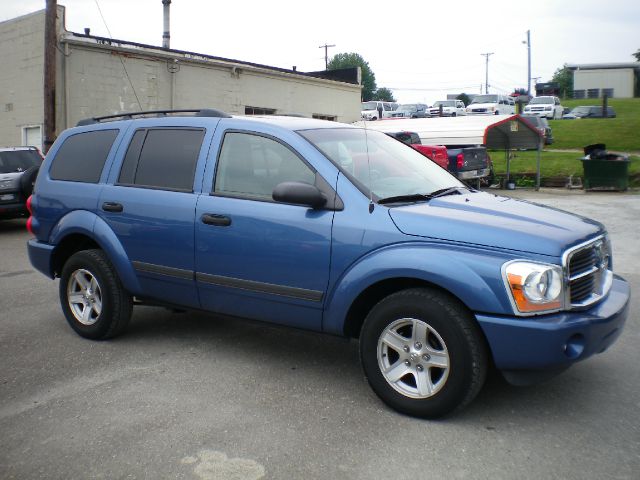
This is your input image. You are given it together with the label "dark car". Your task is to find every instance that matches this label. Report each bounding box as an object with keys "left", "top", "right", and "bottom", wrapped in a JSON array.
[
  {"left": 388, "top": 103, "right": 429, "bottom": 118},
  {"left": 563, "top": 106, "right": 616, "bottom": 119},
  {"left": 521, "top": 115, "right": 554, "bottom": 145},
  {"left": 0, "top": 146, "right": 42, "bottom": 220}
]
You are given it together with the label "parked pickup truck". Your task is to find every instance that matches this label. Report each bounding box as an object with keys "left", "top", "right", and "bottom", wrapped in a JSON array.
[
  {"left": 444, "top": 145, "right": 490, "bottom": 184},
  {"left": 385, "top": 131, "right": 449, "bottom": 169},
  {"left": 27, "top": 109, "right": 629, "bottom": 419},
  {"left": 386, "top": 130, "right": 490, "bottom": 184}
]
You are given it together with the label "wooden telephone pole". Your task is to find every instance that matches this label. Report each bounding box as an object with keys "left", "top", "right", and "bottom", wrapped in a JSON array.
[{"left": 44, "top": 0, "right": 57, "bottom": 153}]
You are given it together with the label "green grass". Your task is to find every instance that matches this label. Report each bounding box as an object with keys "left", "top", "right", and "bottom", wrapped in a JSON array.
[
  {"left": 548, "top": 98, "right": 640, "bottom": 152},
  {"left": 490, "top": 150, "right": 640, "bottom": 187},
  {"left": 493, "top": 98, "right": 640, "bottom": 186}
]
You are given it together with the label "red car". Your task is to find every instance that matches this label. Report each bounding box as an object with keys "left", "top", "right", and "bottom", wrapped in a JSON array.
[{"left": 386, "top": 131, "right": 448, "bottom": 169}]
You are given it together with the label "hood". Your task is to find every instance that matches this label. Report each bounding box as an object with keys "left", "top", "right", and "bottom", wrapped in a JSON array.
[
  {"left": 388, "top": 191, "right": 603, "bottom": 257},
  {"left": 0, "top": 172, "right": 21, "bottom": 189}
]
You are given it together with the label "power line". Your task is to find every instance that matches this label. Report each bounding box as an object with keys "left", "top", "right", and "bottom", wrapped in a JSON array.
[{"left": 94, "top": 0, "right": 142, "bottom": 111}]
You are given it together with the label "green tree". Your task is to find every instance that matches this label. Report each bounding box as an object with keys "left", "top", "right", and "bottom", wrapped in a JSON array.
[
  {"left": 633, "top": 49, "right": 640, "bottom": 61},
  {"left": 456, "top": 93, "right": 471, "bottom": 106},
  {"left": 328, "top": 52, "right": 377, "bottom": 101},
  {"left": 551, "top": 64, "right": 573, "bottom": 98},
  {"left": 373, "top": 87, "right": 396, "bottom": 102}
]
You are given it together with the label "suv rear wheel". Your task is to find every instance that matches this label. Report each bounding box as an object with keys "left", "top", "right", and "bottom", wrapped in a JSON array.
[
  {"left": 359, "top": 288, "right": 488, "bottom": 418},
  {"left": 60, "top": 249, "right": 132, "bottom": 339}
]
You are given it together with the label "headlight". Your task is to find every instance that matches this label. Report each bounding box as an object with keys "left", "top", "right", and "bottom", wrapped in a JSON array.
[
  {"left": 503, "top": 261, "right": 564, "bottom": 314},
  {"left": 545, "top": 106, "right": 552, "bottom": 110}
]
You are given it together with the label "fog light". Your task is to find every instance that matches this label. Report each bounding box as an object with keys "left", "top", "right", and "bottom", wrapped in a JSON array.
[{"left": 563, "top": 334, "right": 585, "bottom": 359}]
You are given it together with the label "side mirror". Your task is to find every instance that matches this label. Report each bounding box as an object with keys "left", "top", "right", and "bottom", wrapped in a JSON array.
[{"left": 272, "top": 182, "right": 327, "bottom": 209}]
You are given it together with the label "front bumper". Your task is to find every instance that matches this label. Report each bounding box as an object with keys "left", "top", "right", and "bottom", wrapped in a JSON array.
[
  {"left": 476, "top": 275, "right": 629, "bottom": 371},
  {"left": 0, "top": 198, "right": 28, "bottom": 219},
  {"left": 524, "top": 110, "right": 553, "bottom": 118}
]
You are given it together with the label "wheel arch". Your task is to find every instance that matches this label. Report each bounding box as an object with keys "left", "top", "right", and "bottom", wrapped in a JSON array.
[
  {"left": 342, "top": 277, "right": 465, "bottom": 339},
  {"left": 49, "top": 212, "right": 141, "bottom": 294},
  {"left": 322, "top": 244, "right": 512, "bottom": 338}
]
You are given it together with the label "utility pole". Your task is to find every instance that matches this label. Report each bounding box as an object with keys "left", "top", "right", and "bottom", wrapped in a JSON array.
[
  {"left": 524, "top": 30, "right": 531, "bottom": 96},
  {"left": 44, "top": 0, "right": 57, "bottom": 153},
  {"left": 319, "top": 43, "right": 335, "bottom": 70},
  {"left": 531, "top": 76, "right": 541, "bottom": 95},
  {"left": 481, "top": 52, "right": 494, "bottom": 94}
]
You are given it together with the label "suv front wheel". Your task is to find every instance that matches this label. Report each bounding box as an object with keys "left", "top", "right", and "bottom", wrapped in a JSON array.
[
  {"left": 359, "top": 288, "right": 488, "bottom": 418},
  {"left": 60, "top": 249, "right": 132, "bottom": 340}
]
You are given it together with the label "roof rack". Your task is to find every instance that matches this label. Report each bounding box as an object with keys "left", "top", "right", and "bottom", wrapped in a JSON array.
[{"left": 76, "top": 108, "right": 231, "bottom": 126}]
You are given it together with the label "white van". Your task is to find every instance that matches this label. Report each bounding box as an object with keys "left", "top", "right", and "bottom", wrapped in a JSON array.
[
  {"left": 361, "top": 101, "right": 394, "bottom": 120},
  {"left": 466, "top": 94, "right": 515, "bottom": 116}
]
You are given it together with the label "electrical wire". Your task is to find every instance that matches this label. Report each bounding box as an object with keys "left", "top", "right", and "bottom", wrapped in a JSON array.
[{"left": 94, "top": 0, "right": 143, "bottom": 111}]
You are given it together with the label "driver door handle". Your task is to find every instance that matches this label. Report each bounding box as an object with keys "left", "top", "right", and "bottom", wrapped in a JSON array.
[
  {"left": 102, "top": 202, "right": 123, "bottom": 213},
  {"left": 202, "top": 214, "right": 231, "bottom": 227}
]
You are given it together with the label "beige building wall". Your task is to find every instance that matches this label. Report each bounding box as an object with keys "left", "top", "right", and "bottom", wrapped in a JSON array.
[
  {"left": 574, "top": 68, "right": 635, "bottom": 98},
  {"left": 0, "top": 10, "right": 46, "bottom": 149},
  {"left": 0, "top": 6, "right": 361, "bottom": 148}
]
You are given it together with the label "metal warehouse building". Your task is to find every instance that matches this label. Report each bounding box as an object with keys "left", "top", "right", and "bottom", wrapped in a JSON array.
[
  {"left": 0, "top": 5, "right": 362, "bottom": 152},
  {"left": 568, "top": 63, "right": 640, "bottom": 99}
]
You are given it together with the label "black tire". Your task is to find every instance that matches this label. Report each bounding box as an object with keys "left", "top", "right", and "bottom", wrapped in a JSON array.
[
  {"left": 359, "top": 288, "right": 488, "bottom": 418},
  {"left": 59, "top": 249, "right": 132, "bottom": 340},
  {"left": 20, "top": 166, "right": 39, "bottom": 198}
]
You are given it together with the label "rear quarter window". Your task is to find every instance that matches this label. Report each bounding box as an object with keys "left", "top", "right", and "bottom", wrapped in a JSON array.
[{"left": 49, "top": 130, "right": 118, "bottom": 183}]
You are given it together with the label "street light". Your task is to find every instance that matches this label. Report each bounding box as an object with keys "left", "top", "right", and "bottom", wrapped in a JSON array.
[{"left": 522, "top": 30, "right": 531, "bottom": 96}]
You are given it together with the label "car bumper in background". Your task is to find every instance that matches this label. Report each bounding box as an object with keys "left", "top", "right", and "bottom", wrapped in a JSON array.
[{"left": 457, "top": 168, "right": 491, "bottom": 180}]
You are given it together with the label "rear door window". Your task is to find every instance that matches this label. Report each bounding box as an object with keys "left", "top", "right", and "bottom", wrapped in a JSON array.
[
  {"left": 49, "top": 130, "right": 118, "bottom": 183},
  {"left": 117, "top": 128, "right": 205, "bottom": 191}
]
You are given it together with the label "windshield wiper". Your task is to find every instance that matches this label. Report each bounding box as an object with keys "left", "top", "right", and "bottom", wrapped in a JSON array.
[
  {"left": 428, "top": 186, "right": 466, "bottom": 199},
  {"left": 378, "top": 193, "right": 432, "bottom": 205}
]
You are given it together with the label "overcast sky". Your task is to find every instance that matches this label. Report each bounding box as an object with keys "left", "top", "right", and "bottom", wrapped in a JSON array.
[{"left": 2, "top": 0, "right": 639, "bottom": 104}]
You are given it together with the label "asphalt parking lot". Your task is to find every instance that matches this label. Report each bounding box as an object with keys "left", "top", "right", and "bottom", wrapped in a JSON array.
[{"left": 1, "top": 189, "right": 639, "bottom": 480}]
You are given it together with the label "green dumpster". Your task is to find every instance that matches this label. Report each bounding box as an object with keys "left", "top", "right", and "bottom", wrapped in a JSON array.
[{"left": 580, "top": 144, "right": 629, "bottom": 191}]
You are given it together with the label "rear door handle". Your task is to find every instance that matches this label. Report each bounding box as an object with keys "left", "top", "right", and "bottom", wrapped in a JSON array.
[
  {"left": 102, "top": 202, "right": 123, "bottom": 213},
  {"left": 201, "top": 214, "right": 231, "bottom": 227}
]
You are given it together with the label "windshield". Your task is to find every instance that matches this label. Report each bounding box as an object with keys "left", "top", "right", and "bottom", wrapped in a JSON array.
[
  {"left": 0, "top": 150, "right": 41, "bottom": 174},
  {"left": 529, "top": 97, "right": 553, "bottom": 104},
  {"left": 470, "top": 95, "right": 498, "bottom": 104},
  {"left": 361, "top": 102, "right": 378, "bottom": 111},
  {"left": 433, "top": 101, "right": 455, "bottom": 107},
  {"left": 299, "top": 128, "right": 461, "bottom": 201}
]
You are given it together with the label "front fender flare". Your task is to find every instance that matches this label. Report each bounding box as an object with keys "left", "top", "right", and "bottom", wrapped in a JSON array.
[{"left": 322, "top": 243, "right": 513, "bottom": 335}]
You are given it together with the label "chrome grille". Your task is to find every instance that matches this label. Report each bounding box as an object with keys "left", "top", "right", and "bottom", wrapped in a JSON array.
[{"left": 565, "top": 237, "right": 612, "bottom": 308}]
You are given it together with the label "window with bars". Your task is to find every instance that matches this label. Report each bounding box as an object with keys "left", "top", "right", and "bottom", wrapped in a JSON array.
[
  {"left": 245, "top": 106, "right": 277, "bottom": 116},
  {"left": 312, "top": 114, "right": 337, "bottom": 121}
]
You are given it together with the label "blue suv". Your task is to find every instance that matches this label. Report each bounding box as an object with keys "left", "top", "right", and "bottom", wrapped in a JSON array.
[{"left": 27, "top": 109, "right": 629, "bottom": 418}]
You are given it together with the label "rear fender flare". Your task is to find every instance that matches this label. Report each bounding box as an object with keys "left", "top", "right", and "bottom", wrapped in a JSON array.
[{"left": 49, "top": 210, "right": 141, "bottom": 294}]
